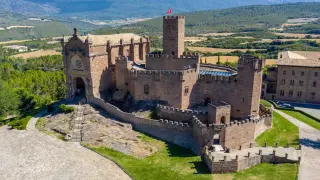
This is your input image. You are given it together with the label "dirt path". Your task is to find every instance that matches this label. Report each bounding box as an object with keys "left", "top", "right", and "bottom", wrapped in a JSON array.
[
  {"left": 274, "top": 110, "right": 320, "bottom": 180},
  {"left": 0, "top": 111, "right": 131, "bottom": 180}
]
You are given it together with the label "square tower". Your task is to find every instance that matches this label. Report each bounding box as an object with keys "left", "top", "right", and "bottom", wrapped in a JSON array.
[{"left": 163, "top": 16, "right": 185, "bottom": 56}]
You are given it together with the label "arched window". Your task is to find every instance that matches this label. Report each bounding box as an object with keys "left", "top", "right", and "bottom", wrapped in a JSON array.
[{"left": 221, "top": 116, "right": 226, "bottom": 124}]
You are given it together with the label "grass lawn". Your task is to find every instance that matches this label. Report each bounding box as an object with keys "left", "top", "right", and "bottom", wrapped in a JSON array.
[
  {"left": 256, "top": 112, "right": 299, "bottom": 147},
  {"left": 281, "top": 110, "right": 320, "bottom": 130},
  {"left": 260, "top": 99, "right": 272, "bottom": 108},
  {"left": 84, "top": 132, "right": 298, "bottom": 180}
]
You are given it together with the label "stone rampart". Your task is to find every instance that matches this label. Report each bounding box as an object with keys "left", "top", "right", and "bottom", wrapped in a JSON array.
[
  {"left": 89, "top": 97, "right": 196, "bottom": 152},
  {"left": 156, "top": 104, "right": 207, "bottom": 123},
  {"left": 202, "top": 147, "right": 300, "bottom": 173}
]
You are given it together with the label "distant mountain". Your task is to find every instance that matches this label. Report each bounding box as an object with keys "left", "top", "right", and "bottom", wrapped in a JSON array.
[{"left": 1, "top": 0, "right": 320, "bottom": 20}]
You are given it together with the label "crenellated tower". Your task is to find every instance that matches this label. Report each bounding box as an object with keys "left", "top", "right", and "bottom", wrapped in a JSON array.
[{"left": 163, "top": 16, "right": 185, "bottom": 56}]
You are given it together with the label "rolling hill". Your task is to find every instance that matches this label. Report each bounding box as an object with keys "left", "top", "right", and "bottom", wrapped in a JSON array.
[
  {"left": 93, "top": 2, "right": 320, "bottom": 35},
  {"left": 0, "top": 0, "right": 319, "bottom": 20}
]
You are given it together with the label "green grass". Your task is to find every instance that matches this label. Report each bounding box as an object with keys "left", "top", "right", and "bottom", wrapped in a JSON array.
[
  {"left": 84, "top": 132, "right": 298, "bottom": 180},
  {"left": 281, "top": 110, "right": 320, "bottom": 130},
  {"left": 260, "top": 99, "right": 272, "bottom": 108},
  {"left": 234, "top": 163, "right": 298, "bottom": 180},
  {"left": 256, "top": 112, "right": 299, "bottom": 148}
]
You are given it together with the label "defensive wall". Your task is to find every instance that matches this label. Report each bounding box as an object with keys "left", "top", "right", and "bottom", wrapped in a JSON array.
[
  {"left": 88, "top": 96, "right": 197, "bottom": 153},
  {"left": 146, "top": 53, "right": 200, "bottom": 71},
  {"left": 202, "top": 146, "right": 301, "bottom": 173},
  {"left": 156, "top": 104, "right": 208, "bottom": 123}
]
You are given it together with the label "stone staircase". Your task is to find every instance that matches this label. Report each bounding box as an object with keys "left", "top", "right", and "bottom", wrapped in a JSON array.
[{"left": 70, "top": 104, "right": 84, "bottom": 142}]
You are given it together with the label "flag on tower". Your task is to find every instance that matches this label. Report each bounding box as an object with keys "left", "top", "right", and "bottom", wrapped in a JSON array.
[{"left": 166, "top": 8, "right": 172, "bottom": 15}]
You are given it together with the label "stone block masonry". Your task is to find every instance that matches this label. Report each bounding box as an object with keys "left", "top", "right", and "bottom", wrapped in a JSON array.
[
  {"left": 89, "top": 97, "right": 197, "bottom": 153},
  {"left": 202, "top": 146, "right": 301, "bottom": 173}
]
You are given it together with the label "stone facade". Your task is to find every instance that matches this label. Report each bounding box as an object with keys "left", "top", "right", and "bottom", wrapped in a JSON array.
[
  {"left": 263, "top": 51, "right": 320, "bottom": 103},
  {"left": 276, "top": 65, "right": 320, "bottom": 103}
]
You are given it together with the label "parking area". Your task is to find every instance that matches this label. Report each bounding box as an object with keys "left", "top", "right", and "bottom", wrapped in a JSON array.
[{"left": 275, "top": 101, "right": 320, "bottom": 117}]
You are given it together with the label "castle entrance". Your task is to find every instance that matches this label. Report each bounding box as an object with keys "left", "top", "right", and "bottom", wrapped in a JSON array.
[
  {"left": 213, "top": 134, "right": 220, "bottom": 145},
  {"left": 74, "top": 77, "right": 85, "bottom": 97}
]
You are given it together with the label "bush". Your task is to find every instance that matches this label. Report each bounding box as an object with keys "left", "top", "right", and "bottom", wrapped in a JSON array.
[{"left": 58, "top": 104, "right": 75, "bottom": 113}]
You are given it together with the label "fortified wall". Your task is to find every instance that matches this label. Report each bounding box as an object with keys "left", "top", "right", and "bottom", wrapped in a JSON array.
[{"left": 88, "top": 97, "right": 197, "bottom": 152}]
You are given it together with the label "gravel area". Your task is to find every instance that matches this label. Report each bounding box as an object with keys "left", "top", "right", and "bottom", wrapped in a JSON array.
[{"left": 0, "top": 112, "right": 131, "bottom": 180}]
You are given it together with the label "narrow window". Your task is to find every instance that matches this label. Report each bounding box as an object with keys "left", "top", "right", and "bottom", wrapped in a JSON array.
[
  {"left": 144, "top": 85, "right": 149, "bottom": 95},
  {"left": 281, "top": 79, "right": 286, "bottom": 85},
  {"left": 313, "top": 81, "right": 317, "bottom": 87},
  {"left": 184, "top": 86, "right": 189, "bottom": 95},
  {"left": 315, "top": 72, "right": 318, "bottom": 77},
  {"left": 280, "top": 90, "right": 285, "bottom": 96},
  {"left": 292, "top": 71, "right": 295, "bottom": 76},
  {"left": 311, "top": 92, "right": 316, "bottom": 99},
  {"left": 299, "top": 81, "right": 304, "bottom": 86},
  {"left": 297, "top": 91, "right": 302, "bottom": 98},
  {"left": 289, "top": 90, "right": 293, "bottom": 97},
  {"left": 290, "top": 80, "right": 295, "bottom": 86},
  {"left": 301, "top": 71, "right": 304, "bottom": 76},
  {"left": 283, "top": 70, "right": 286, "bottom": 75}
]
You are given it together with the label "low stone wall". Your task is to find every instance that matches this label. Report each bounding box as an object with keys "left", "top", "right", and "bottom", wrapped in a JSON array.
[
  {"left": 89, "top": 97, "right": 197, "bottom": 152},
  {"left": 203, "top": 147, "right": 300, "bottom": 173},
  {"left": 157, "top": 104, "right": 207, "bottom": 123},
  {"left": 223, "top": 114, "right": 272, "bottom": 150}
]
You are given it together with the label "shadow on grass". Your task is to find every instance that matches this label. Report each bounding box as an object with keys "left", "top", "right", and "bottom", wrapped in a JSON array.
[
  {"left": 300, "top": 138, "right": 320, "bottom": 149},
  {"left": 189, "top": 161, "right": 211, "bottom": 174},
  {"left": 166, "top": 143, "right": 197, "bottom": 158}
]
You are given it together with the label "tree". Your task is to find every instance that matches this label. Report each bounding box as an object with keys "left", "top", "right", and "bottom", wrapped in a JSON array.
[{"left": 217, "top": 55, "right": 221, "bottom": 65}]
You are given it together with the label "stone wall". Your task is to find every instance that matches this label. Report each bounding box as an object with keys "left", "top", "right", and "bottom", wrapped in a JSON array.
[
  {"left": 89, "top": 97, "right": 197, "bottom": 152},
  {"left": 145, "top": 53, "right": 200, "bottom": 71},
  {"left": 156, "top": 104, "right": 207, "bottom": 123},
  {"left": 163, "top": 16, "right": 185, "bottom": 56},
  {"left": 202, "top": 147, "right": 300, "bottom": 173}
]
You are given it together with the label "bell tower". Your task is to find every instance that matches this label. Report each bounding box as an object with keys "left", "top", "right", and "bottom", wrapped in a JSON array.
[{"left": 163, "top": 16, "right": 185, "bottom": 56}]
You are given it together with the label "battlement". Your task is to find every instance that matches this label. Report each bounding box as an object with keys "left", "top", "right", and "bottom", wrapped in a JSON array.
[
  {"left": 129, "top": 68, "right": 198, "bottom": 77},
  {"left": 198, "top": 74, "right": 237, "bottom": 83},
  {"left": 202, "top": 146, "right": 301, "bottom": 173},
  {"left": 157, "top": 119, "right": 191, "bottom": 127},
  {"left": 163, "top": 16, "right": 185, "bottom": 20},
  {"left": 157, "top": 104, "right": 207, "bottom": 115},
  {"left": 146, "top": 53, "right": 199, "bottom": 59},
  {"left": 116, "top": 56, "right": 130, "bottom": 62},
  {"left": 193, "top": 116, "right": 206, "bottom": 128}
]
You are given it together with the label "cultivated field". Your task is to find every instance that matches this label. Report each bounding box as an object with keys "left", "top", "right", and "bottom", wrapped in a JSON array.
[
  {"left": 273, "top": 33, "right": 320, "bottom": 38},
  {"left": 200, "top": 56, "right": 277, "bottom": 66},
  {"left": 201, "top": 56, "right": 238, "bottom": 64},
  {"left": 198, "top": 32, "right": 235, "bottom": 36},
  {"left": 187, "top": 46, "right": 263, "bottom": 53},
  {"left": 12, "top": 50, "right": 61, "bottom": 59},
  {"left": 184, "top": 36, "right": 207, "bottom": 43}
]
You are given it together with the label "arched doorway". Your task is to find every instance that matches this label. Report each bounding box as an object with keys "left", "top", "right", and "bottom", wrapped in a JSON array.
[
  {"left": 74, "top": 77, "right": 85, "bottom": 97},
  {"left": 204, "top": 97, "right": 211, "bottom": 105},
  {"left": 213, "top": 134, "right": 220, "bottom": 145},
  {"left": 221, "top": 116, "right": 226, "bottom": 124}
]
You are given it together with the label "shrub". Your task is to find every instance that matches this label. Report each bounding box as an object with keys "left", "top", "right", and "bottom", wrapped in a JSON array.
[{"left": 58, "top": 104, "right": 75, "bottom": 113}]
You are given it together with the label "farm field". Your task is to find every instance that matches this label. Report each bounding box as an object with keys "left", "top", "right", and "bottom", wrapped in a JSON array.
[
  {"left": 273, "top": 33, "right": 320, "bottom": 38},
  {"left": 198, "top": 32, "right": 235, "bottom": 36},
  {"left": 185, "top": 36, "right": 207, "bottom": 43},
  {"left": 187, "top": 46, "right": 264, "bottom": 53},
  {"left": 12, "top": 50, "right": 61, "bottom": 59},
  {"left": 200, "top": 56, "right": 277, "bottom": 66}
]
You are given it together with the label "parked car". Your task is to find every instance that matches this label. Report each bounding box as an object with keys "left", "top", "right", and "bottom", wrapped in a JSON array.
[{"left": 279, "top": 103, "right": 294, "bottom": 109}]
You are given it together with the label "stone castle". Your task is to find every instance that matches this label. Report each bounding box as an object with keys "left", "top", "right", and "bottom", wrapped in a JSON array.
[{"left": 62, "top": 16, "right": 275, "bottom": 173}]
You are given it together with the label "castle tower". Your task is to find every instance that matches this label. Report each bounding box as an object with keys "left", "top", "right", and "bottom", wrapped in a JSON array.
[{"left": 163, "top": 16, "right": 185, "bottom": 56}]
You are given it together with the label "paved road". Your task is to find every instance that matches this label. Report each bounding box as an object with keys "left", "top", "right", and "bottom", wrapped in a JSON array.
[
  {"left": 0, "top": 111, "right": 131, "bottom": 180},
  {"left": 275, "top": 110, "right": 320, "bottom": 180}
]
